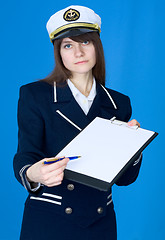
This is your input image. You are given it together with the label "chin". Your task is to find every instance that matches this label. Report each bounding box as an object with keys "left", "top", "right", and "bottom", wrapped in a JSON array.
[{"left": 73, "top": 66, "right": 94, "bottom": 74}]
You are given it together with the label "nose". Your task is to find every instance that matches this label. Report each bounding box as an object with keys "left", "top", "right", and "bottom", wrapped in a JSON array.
[{"left": 74, "top": 44, "right": 84, "bottom": 57}]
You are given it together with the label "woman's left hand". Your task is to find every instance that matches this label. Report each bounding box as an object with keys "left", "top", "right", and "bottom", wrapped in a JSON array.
[{"left": 127, "top": 119, "right": 140, "bottom": 127}]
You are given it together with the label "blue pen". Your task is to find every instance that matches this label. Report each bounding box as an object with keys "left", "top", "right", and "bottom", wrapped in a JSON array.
[{"left": 43, "top": 156, "right": 81, "bottom": 164}]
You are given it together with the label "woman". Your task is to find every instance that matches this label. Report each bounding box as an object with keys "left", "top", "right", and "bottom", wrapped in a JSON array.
[{"left": 13, "top": 5, "right": 142, "bottom": 240}]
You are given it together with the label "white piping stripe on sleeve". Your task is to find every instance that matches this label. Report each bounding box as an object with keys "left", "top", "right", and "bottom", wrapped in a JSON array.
[
  {"left": 19, "top": 164, "right": 31, "bottom": 190},
  {"left": 42, "top": 193, "right": 62, "bottom": 200},
  {"left": 56, "top": 110, "right": 82, "bottom": 131},
  {"left": 19, "top": 164, "right": 31, "bottom": 175},
  {"left": 100, "top": 85, "right": 117, "bottom": 109},
  {"left": 107, "top": 193, "right": 112, "bottom": 199},
  {"left": 30, "top": 196, "right": 61, "bottom": 205},
  {"left": 107, "top": 199, "right": 113, "bottom": 206},
  {"left": 133, "top": 153, "right": 142, "bottom": 166},
  {"left": 20, "top": 176, "right": 27, "bottom": 190},
  {"left": 133, "top": 160, "right": 140, "bottom": 166},
  {"left": 54, "top": 82, "right": 57, "bottom": 102}
]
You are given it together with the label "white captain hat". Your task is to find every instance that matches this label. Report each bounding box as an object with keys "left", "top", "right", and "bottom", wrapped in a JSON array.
[{"left": 46, "top": 5, "right": 101, "bottom": 42}]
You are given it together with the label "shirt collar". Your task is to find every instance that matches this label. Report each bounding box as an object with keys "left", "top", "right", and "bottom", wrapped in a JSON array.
[{"left": 67, "top": 77, "right": 96, "bottom": 100}]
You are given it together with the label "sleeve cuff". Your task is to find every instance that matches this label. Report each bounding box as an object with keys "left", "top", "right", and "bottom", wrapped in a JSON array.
[{"left": 19, "top": 165, "right": 41, "bottom": 192}]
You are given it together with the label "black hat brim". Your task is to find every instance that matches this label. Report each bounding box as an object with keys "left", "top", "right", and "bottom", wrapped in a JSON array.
[{"left": 52, "top": 28, "right": 99, "bottom": 41}]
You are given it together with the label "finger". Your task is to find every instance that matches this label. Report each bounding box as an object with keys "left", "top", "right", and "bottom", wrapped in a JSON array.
[
  {"left": 127, "top": 119, "right": 136, "bottom": 126},
  {"left": 44, "top": 172, "right": 64, "bottom": 187},
  {"left": 47, "top": 181, "right": 62, "bottom": 187},
  {"left": 43, "top": 158, "right": 69, "bottom": 173},
  {"left": 40, "top": 164, "right": 66, "bottom": 184},
  {"left": 50, "top": 158, "right": 69, "bottom": 171},
  {"left": 128, "top": 119, "right": 140, "bottom": 127},
  {"left": 45, "top": 165, "right": 66, "bottom": 180}
]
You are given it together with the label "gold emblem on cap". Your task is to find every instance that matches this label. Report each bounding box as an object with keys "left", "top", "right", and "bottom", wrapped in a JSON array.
[{"left": 63, "top": 8, "right": 80, "bottom": 21}]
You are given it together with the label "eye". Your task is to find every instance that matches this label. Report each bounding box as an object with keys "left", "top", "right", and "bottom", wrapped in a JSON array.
[
  {"left": 82, "top": 40, "right": 89, "bottom": 45},
  {"left": 64, "top": 44, "right": 72, "bottom": 49}
]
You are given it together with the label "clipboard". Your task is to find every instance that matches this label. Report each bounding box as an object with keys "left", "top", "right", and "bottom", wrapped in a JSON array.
[{"left": 56, "top": 117, "right": 158, "bottom": 191}]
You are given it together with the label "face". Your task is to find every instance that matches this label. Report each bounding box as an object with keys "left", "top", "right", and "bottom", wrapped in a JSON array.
[{"left": 60, "top": 37, "right": 96, "bottom": 76}]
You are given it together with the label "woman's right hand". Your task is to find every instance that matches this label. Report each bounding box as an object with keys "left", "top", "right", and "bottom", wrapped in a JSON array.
[{"left": 26, "top": 157, "right": 69, "bottom": 187}]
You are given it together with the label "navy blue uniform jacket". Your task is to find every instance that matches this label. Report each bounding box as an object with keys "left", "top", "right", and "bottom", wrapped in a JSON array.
[{"left": 13, "top": 80, "right": 142, "bottom": 240}]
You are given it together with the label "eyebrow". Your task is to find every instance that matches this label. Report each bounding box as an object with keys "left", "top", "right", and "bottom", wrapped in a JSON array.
[{"left": 61, "top": 40, "right": 73, "bottom": 44}]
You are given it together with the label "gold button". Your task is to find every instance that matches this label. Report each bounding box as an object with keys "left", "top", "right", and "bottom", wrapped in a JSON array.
[
  {"left": 67, "top": 184, "right": 74, "bottom": 191},
  {"left": 97, "top": 207, "right": 103, "bottom": 214},
  {"left": 65, "top": 207, "right": 72, "bottom": 214}
]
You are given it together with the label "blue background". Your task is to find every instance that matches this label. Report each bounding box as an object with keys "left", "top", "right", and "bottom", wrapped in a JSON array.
[{"left": 0, "top": 0, "right": 164, "bottom": 239}]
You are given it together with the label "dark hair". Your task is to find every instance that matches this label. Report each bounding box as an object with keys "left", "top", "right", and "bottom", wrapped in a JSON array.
[{"left": 44, "top": 32, "right": 106, "bottom": 86}]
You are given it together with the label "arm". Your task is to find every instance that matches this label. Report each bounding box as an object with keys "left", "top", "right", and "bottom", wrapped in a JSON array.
[
  {"left": 115, "top": 153, "right": 142, "bottom": 186},
  {"left": 13, "top": 85, "right": 68, "bottom": 192},
  {"left": 13, "top": 85, "right": 45, "bottom": 189}
]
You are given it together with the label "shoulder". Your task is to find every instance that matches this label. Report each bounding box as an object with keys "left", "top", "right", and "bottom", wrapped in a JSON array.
[
  {"left": 101, "top": 86, "right": 132, "bottom": 121},
  {"left": 103, "top": 86, "right": 131, "bottom": 107},
  {"left": 107, "top": 87, "right": 130, "bottom": 101},
  {"left": 20, "top": 80, "right": 52, "bottom": 95},
  {"left": 19, "top": 81, "right": 53, "bottom": 102}
]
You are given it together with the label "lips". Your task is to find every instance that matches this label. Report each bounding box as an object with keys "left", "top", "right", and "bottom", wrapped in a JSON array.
[{"left": 75, "top": 60, "right": 88, "bottom": 64}]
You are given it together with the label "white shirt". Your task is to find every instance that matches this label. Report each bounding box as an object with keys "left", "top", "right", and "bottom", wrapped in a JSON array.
[{"left": 67, "top": 78, "right": 96, "bottom": 115}]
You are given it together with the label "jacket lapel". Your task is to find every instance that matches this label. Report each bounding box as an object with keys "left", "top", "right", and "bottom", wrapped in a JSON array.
[
  {"left": 53, "top": 84, "right": 90, "bottom": 130},
  {"left": 87, "top": 83, "right": 117, "bottom": 121},
  {"left": 52, "top": 82, "right": 117, "bottom": 131}
]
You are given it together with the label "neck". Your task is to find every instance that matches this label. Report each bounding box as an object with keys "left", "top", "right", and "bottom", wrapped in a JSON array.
[{"left": 70, "top": 72, "right": 93, "bottom": 97}]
